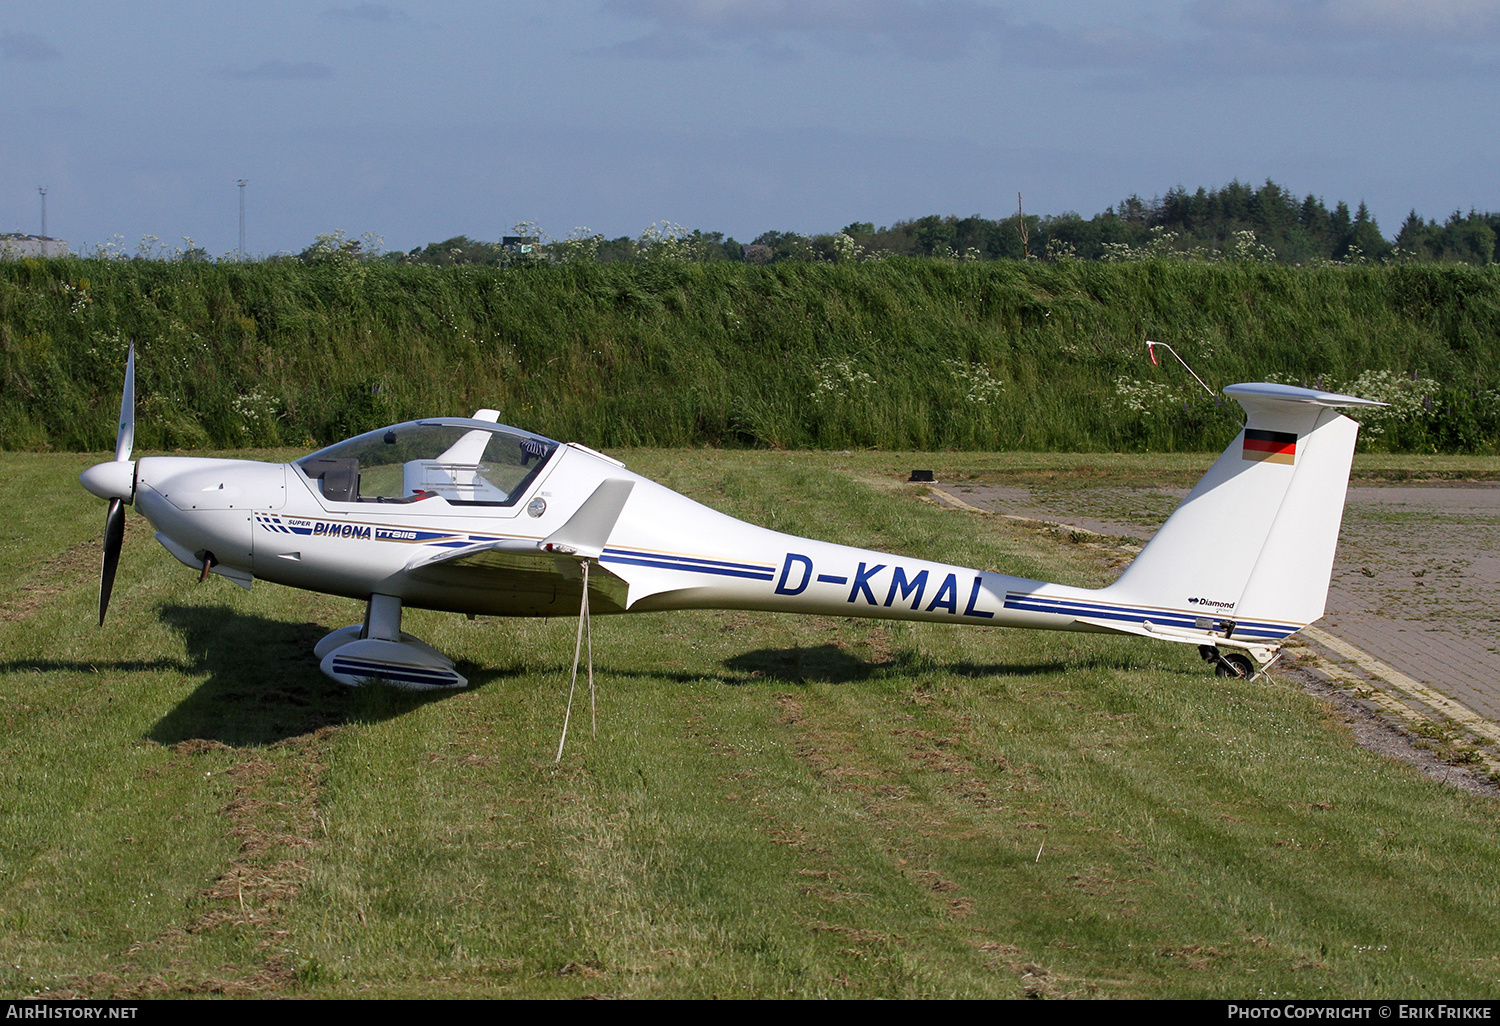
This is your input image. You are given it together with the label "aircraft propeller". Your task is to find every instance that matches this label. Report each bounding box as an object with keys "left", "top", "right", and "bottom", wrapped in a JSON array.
[{"left": 79, "top": 344, "right": 136, "bottom": 625}]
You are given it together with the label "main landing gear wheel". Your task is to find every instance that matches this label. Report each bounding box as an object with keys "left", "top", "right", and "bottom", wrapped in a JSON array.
[
  {"left": 317, "top": 594, "right": 468, "bottom": 690},
  {"left": 1200, "top": 645, "right": 1255, "bottom": 679},
  {"left": 1214, "top": 652, "right": 1255, "bottom": 679}
]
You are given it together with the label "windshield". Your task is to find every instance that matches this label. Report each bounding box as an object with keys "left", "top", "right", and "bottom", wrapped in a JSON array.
[{"left": 296, "top": 418, "right": 560, "bottom": 505}]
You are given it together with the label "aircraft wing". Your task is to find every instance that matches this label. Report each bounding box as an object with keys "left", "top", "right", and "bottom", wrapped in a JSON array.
[
  {"left": 403, "top": 540, "right": 632, "bottom": 613},
  {"left": 400, "top": 479, "right": 638, "bottom": 614}
]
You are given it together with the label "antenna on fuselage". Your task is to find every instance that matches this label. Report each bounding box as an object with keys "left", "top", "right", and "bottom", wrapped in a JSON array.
[{"left": 1145, "top": 340, "right": 1216, "bottom": 399}]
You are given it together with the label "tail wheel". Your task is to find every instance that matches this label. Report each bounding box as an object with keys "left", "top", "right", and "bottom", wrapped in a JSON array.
[{"left": 1214, "top": 652, "right": 1255, "bottom": 679}]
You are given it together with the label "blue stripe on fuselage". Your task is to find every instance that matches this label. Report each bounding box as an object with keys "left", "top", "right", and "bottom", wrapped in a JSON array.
[{"left": 1002, "top": 593, "right": 1297, "bottom": 639}]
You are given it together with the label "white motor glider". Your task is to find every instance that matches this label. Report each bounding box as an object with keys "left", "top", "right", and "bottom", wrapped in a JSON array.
[{"left": 80, "top": 346, "right": 1381, "bottom": 689}]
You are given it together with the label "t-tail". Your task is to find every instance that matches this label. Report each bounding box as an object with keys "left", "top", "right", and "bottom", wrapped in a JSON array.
[{"left": 1081, "top": 382, "right": 1382, "bottom": 674}]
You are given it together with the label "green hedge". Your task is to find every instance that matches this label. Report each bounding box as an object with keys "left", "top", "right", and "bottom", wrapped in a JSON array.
[{"left": 3, "top": 257, "right": 1498, "bottom": 453}]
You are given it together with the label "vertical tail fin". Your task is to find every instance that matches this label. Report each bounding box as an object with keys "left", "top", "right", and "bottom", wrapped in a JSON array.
[{"left": 1101, "top": 383, "right": 1381, "bottom": 640}]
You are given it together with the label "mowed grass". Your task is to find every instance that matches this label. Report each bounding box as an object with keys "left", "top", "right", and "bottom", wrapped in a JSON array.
[{"left": 1, "top": 449, "right": 1499, "bottom": 998}]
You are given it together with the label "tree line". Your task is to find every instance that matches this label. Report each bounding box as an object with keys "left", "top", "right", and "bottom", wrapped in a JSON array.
[{"left": 365, "top": 180, "right": 1498, "bottom": 268}]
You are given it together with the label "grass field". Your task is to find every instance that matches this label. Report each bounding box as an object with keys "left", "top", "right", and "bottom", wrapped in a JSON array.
[{"left": 3, "top": 448, "right": 1499, "bottom": 999}]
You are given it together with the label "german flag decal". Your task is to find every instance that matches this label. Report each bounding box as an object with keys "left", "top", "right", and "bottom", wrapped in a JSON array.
[{"left": 1243, "top": 428, "right": 1297, "bottom": 464}]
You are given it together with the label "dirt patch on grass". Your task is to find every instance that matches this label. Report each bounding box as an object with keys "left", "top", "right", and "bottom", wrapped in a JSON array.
[
  {"left": 975, "top": 941, "right": 1079, "bottom": 998},
  {"left": 55, "top": 727, "right": 338, "bottom": 998},
  {"left": 806, "top": 920, "right": 897, "bottom": 946},
  {"left": 0, "top": 531, "right": 117, "bottom": 622}
]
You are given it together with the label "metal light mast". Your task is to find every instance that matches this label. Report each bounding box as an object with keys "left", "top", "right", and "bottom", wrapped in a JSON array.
[{"left": 237, "top": 179, "right": 248, "bottom": 258}]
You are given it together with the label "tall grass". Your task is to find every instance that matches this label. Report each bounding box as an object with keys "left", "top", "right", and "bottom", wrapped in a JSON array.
[{"left": 3, "top": 257, "right": 1499, "bottom": 454}]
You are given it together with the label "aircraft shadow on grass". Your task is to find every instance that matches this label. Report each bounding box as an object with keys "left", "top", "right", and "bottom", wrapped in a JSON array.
[
  {"left": 719, "top": 644, "right": 1071, "bottom": 685},
  {"left": 144, "top": 604, "right": 501, "bottom": 747},
  {"left": 5, "top": 591, "right": 1185, "bottom": 752},
  {"left": 143, "top": 605, "right": 1143, "bottom": 745}
]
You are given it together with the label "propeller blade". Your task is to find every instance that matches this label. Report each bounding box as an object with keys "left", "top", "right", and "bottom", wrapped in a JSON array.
[
  {"left": 99, "top": 498, "right": 125, "bottom": 625},
  {"left": 114, "top": 344, "right": 135, "bottom": 463}
]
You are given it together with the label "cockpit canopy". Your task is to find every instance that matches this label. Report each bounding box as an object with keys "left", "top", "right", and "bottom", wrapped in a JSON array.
[{"left": 296, "top": 418, "right": 560, "bottom": 506}]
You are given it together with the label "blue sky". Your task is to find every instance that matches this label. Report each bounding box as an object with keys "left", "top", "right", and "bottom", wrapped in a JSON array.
[{"left": 3, "top": 1, "right": 1498, "bottom": 256}]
